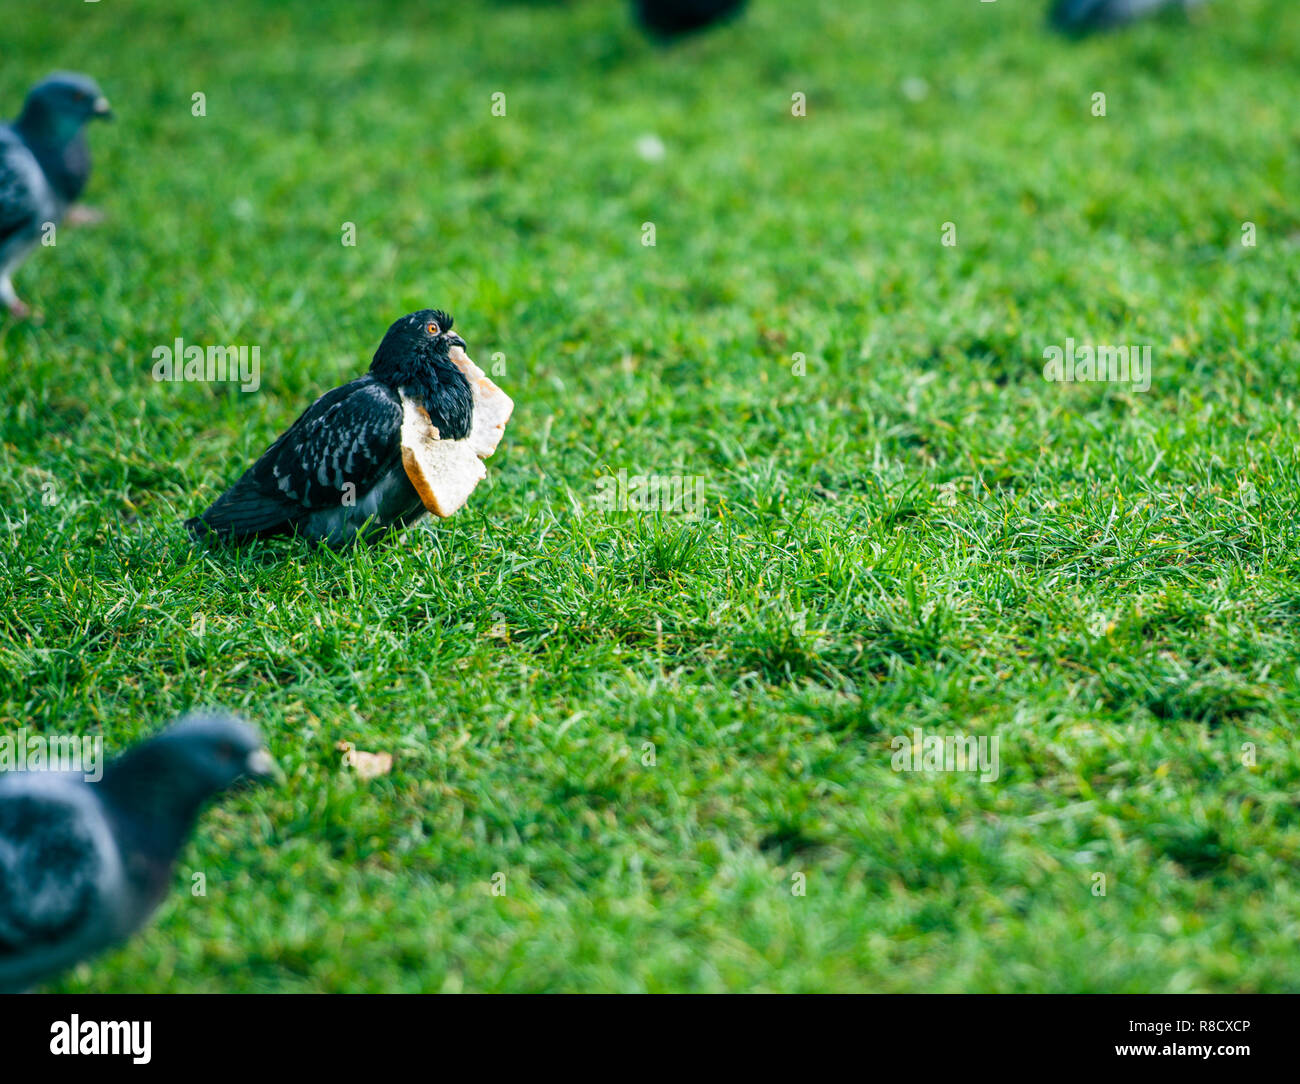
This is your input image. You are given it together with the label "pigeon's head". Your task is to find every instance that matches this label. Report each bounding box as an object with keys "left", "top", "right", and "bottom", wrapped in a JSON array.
[
  {"left": 151, "top": 713, "right": 277, "bottom": 794},
  {"left": 370, "top": 309, "right": 474, "bottom": 439},
  {"left": 101, "top": 712, "right": 277, "bottom": 825},
  {"left": 372, "top": 309, "right": 466, "bottom": 370},
  {"left": 20, "top": 72, "right": 113, "bottom": 134}
]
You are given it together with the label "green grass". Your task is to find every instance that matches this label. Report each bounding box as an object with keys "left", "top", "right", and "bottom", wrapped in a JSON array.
[{"left": 3, "top": 0, "right": 1300, "bottom": 992}]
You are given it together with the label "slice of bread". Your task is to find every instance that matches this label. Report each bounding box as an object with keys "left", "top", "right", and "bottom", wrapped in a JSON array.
[{"left": 400, "top": 347, "right": 514, "bottom": 518}]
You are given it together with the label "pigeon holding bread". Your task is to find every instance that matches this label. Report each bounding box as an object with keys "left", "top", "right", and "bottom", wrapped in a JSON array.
[{"left": 187, "top": 310, "right": 513, "bottom": 547}]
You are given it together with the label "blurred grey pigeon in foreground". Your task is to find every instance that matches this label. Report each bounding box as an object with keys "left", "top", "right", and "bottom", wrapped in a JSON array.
[
  {"left": 0, "top": 712, "right": 274, "bottom": 992},
  {"left": 1050, "top": 0, "right": 1208, "bottom": 34},
  {"left": 187, "top": 310, "right": 514, "bottom": 548},
  {"left": 0, "top": 72, "right": 111, "bottom": 318}
]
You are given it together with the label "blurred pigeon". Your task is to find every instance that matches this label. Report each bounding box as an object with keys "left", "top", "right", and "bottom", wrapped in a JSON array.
[
  {"left": 187, "top": 309, "right": 513, "bottom": 548},
  {"left": 0, "top": 712, "right": 274, "bottom": 992},
  {"left": 634, "top": 0, "right": 748, "bottom": 39},
  {"left": 0, "top": 72, "right": 112, "bottom": 318},
  {"left": 1050, "top": 0, "right": 1208, "bottom": 34}
]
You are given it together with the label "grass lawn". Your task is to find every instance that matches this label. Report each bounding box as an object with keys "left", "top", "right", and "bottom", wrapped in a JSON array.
[{"left": 3, "top": 0, "right": 1300, "bottom": 992}]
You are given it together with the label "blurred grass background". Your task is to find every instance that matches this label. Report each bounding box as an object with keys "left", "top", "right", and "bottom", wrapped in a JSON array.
[{"left": 2, "top": 0, "right": 1300, "bottom": 990}]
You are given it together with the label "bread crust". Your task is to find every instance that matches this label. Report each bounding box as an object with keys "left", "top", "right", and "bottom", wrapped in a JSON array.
[{"left": 400, "top": 348, "right": 513, "bottom": 517}]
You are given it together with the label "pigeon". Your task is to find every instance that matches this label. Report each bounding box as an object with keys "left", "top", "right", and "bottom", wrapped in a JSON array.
[
  {"left": 0, "top": 712, "right": 275, "bottom": 992},
  {"left": 0, "top": 72, "right": 112, "bottom": 319},
  {"left": 1049, "top": 0, "right": 1208, "bottom": 35},
  {"left": 186, "top": 309, "right": 514, "bottom": 548},
  {"left": 634, "top": 0, "right": 748, "bottom": 39}
]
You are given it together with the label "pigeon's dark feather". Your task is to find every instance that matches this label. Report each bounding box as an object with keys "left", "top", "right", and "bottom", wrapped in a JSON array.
[
  {"left": 189, "top": 376, "right": 404, "bottom": 540},
  {"left": 261, "top": 377, "right": 404, "bottom": 505},
  {"left": 0, "top": 130, "right": 42, "bottom": 247},
  {"left": 0, "top": 792, "right": 101, "bottom": 955},
  {"left": 184, "top": 476, "right": 300, "bottom": 539}
]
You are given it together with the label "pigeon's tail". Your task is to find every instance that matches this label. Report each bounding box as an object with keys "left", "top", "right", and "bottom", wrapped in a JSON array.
[
  {"left": 186, "top": 480, "right": 298, "bottom": 543},
  {"left": 184, "top": 514, "right": 224, "bottom": 541}
]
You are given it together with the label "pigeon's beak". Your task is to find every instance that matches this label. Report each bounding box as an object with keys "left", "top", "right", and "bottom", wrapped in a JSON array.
[
  {"left": 244, "top": 748, "right": 280, "bottom": 783},
  {"left": 447, "top": 334, "right": 469, "bottom": 361},
  {"left": 92, "top": 96, "right": 113, "bottom": 120}
]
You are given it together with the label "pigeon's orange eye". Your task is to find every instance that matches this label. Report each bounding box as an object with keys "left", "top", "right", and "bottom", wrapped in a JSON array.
[{"left": 426, "top": 322, "right": 440, "bottom": 335}]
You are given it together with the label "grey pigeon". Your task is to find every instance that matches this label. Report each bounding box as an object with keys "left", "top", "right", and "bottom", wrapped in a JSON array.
[
  {"left": 0, "top": 72, "right": 112, "bottom": 318},
  {"left": 1050, "top": 0, "right": 1208, "bottom": 34},
  {"left": 187, "top": 310, "right": 480, "bottom": 548},
  {"left": 0, "top": 712, "right": 275, "bottom": 992}
]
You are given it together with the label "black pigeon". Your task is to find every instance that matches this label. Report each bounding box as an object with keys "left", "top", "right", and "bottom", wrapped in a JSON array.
[
  {"left": 187, "top": 310, "right": 476, "bottom": 548},
  {"left": 0, "top": 712, "right": 274, "bottom": 992},
  {"left": 1050, "top": 0, "right": 1207, "bottom": 34},
  {"left": 0, "top": 72, "right": 111, "bottom": 319},
  {"left": 634, "top": 0, "right": 748, "bottom": 39}
]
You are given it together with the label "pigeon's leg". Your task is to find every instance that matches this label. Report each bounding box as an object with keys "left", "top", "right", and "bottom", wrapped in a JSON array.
[
  {"left": 64, "top": 205, "right": 106, "bottom": 228},
  {"left": 0, "top": 275, "right": 30, "bottom": 320}
]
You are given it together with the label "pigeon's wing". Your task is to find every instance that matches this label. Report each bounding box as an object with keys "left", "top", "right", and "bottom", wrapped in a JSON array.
[
  {"left": 0, "top": 784, "right": 107, "bottom": 968},
  {"left": 189, "top": 376, "right": 405, "bottom": 539},
  {"left": 0, "top": 129, "right": 43, "bottom": 250}
]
